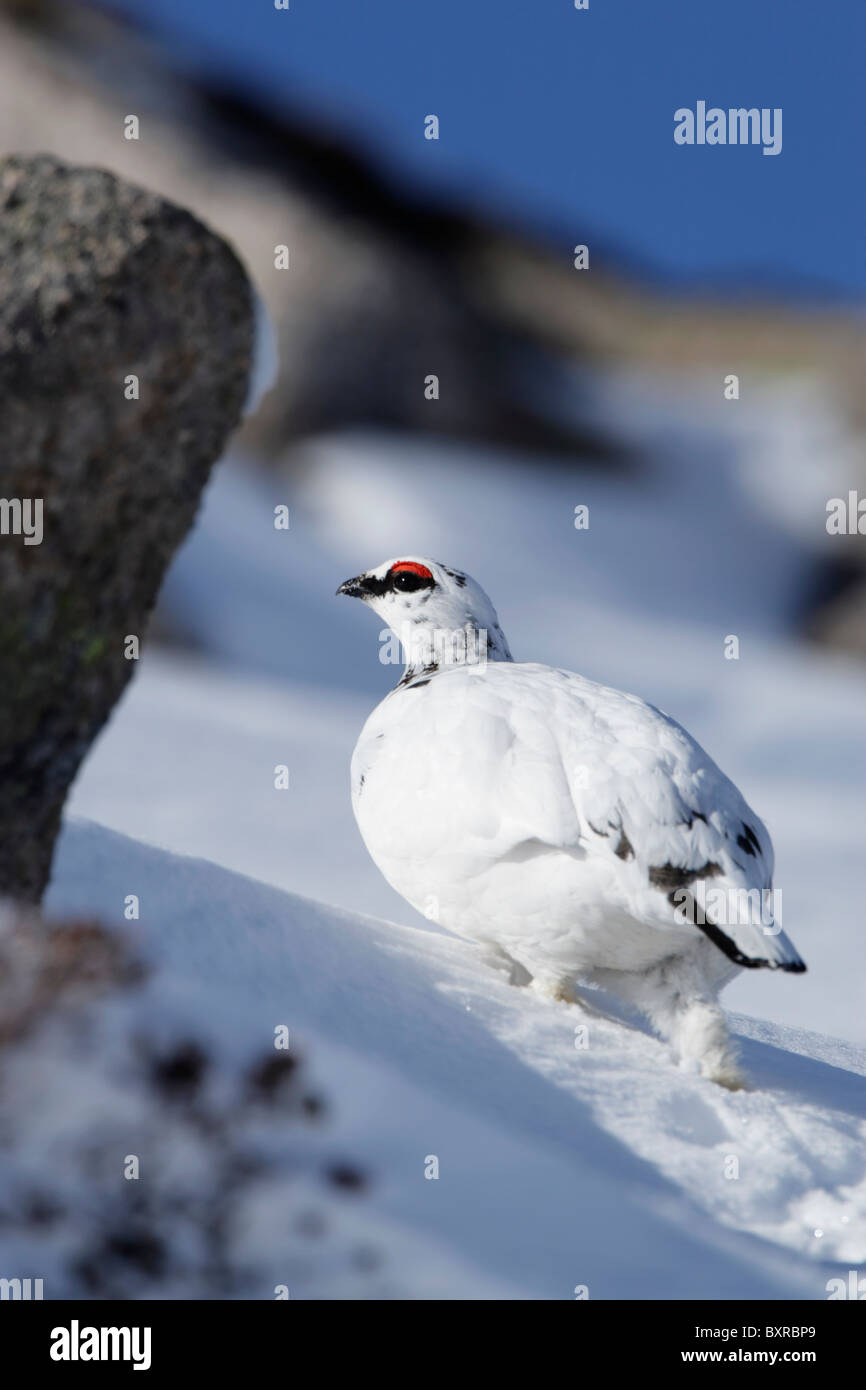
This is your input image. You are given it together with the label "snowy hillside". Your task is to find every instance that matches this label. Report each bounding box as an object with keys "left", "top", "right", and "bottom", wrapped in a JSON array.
[
  {"left": 46, "top": 817, "right": 866, "bottom": 1300},
  {"left": 51, "top": 367, "right": 866, "bottom": 1297}
]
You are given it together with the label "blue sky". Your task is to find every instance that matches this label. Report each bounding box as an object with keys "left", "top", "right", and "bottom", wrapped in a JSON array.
[{"left": 104, "top": 0, "right": 865, "bottom": 297}]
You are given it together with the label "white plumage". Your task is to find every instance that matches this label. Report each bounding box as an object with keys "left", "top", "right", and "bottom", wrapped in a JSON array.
[{"left": 339, "top": 556, "right": 805, "bottom": 1087}]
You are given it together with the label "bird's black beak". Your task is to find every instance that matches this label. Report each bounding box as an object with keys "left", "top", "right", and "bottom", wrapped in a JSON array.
[{"left": 337, "top": 575, "right": 367, "bottom": 598}]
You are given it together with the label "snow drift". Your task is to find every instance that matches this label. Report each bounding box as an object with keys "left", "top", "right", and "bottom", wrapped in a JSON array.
[{"left": 31, "top": 816, "right": 866, "bottom": 1300}]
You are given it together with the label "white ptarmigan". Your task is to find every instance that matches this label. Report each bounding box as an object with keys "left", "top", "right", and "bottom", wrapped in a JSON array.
[{"left": 338, "top": 557, "right": 806, "bottom": 1088}]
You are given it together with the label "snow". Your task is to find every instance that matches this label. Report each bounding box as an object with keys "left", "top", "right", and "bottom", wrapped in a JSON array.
[
  {"left": 49, "top": 365, "right": 866, "bottom": 1296},
  {"left": 46, "top": 817, "right": 865, "bottom": 1299}
]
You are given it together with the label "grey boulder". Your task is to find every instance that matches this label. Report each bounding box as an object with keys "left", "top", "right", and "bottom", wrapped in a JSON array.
[{"left": 0, "top": 154, "right": 254, "bottom": 900}]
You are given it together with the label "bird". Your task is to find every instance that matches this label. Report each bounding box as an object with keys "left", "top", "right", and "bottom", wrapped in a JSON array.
[{"left": 338, "top": 556, "right": 806, "bottom": 1088}]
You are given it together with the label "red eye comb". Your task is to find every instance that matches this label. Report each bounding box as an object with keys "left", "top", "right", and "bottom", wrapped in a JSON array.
[{"left": 390, "top": 562, "right": 434, "bottom": 580}]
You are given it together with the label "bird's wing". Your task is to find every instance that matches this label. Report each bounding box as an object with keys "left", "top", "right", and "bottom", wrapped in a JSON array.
[{"left": 531, "top": 664, "right": 804, "bottom": 972}]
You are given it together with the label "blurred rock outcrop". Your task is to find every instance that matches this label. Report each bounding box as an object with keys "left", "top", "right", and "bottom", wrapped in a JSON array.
[
  {"left": 0, "top": 3, "right": 613, "bottom": 463},
  {"left": 0, "top": 154, "right": 254, "bottom": 901}
]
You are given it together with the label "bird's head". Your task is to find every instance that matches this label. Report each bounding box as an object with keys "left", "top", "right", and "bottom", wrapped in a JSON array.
[{"left": 337, "top": 556, "right": 512, "bottom": 681}]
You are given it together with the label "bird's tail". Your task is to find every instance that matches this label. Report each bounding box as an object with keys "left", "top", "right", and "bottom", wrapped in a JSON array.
[{"left": 687, "top": 883, "right": 806, "bottom": 973}]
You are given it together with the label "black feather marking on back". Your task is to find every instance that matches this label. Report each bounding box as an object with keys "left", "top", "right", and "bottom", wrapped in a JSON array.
[
  {"left": 440, "top": 564, "right": 467, "bottom": 588},
  {"left": 649, "top": 861, "right": 722, "bottom": 893},
  {"left": 614, "top": 830, "right": 634, "bottom": 861},
  {"left": 397, "top": 665, "right": 439, "bottom": 689}
]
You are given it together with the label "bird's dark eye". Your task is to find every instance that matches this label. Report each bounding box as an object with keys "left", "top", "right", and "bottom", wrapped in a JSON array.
[{"left": 392, "top": 570, "right": 428, "bottom": 592}]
